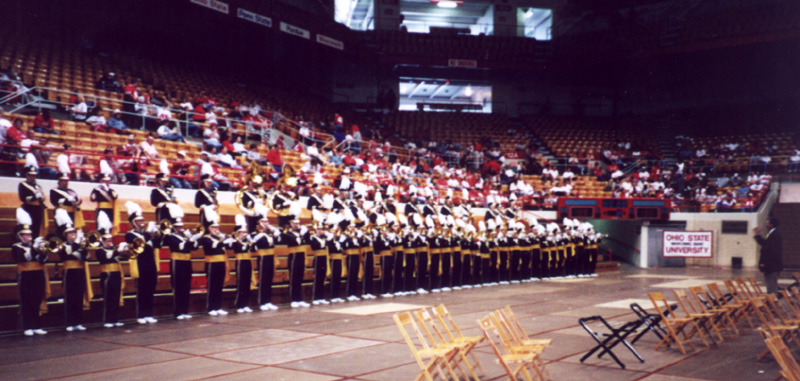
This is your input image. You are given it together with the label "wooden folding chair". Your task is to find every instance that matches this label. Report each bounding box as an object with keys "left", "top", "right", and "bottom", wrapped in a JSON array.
[
  {"left": 748, "top": 276, "right": 768, "bottom": 298},
  {"left": 477, "top": 315, "right": 541, "bottom": 381},
  {"left": 499, "top": 305, "right": 554, "bottom": 347},
  {"left": 761, "top": 328, "right": 800, "bottom": 381},
  {"left": 648, "top": 292, "right": 696, "bottom": 354},
  {"left": 750, "top": 297, "right": 800, "bottom": 361},
  {"left": 735, "top": 278, "right": 766, "bottom": 301},
  {"left": 707, "top": 282, "right": 755, "bottom": 329},
  {"left": 724, "top": 279, "right": 760, "bottom": 326},
  {"left": 489, "top": 311, "right": 552, "bottom": 380},
  {"left": 672, "top": 289, "right": 719, "bottom": 346},
  {"left": 413, "top": 308, "right": 479, "bottom": 381},
  {"left": 766, "top": 294, "right": 800, "bottom": 326},
  {"left": 393, "top": 312, "right": 459, "bottom": 381},
  {"left": 689, "top": 285, "right": 739, "bottom": 338},
  {"left": 431, "top": 304, "right": 486, "bottom": 376}
]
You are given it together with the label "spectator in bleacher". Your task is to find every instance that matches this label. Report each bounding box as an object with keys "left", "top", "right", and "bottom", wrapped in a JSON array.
[
  {"left": 68, "top": 148, "right": 92, "bottom": 181},
  {"left": 205, "top": 108, "right": 218, "bottom": 127},
  {"left": 116, "top": 139, "right": 141, "bottom": 185},
  {"left": 203, "top": 124, "right": 222, "bottom": 150},
  {"left": 96, "top": 72, "right": 122, "bottom": 93},
  {"left": 245, "top": 143, "right": 268, "bottom": 166},
  {"left": 156, "top": 121, "right": 185, "bottom": 143},
  {"left": 123, "top": 79, "right": 139, "bottom": 97},
  {"left": 140, "top": 135, "right": 160, "bottom": 160},
  {"left": 86, "top": 112, "right": 109, "bottom": 133},
  {"left": 32, "top": 110, "right": 57, "bottom": 135},
  {"left": 71, "top": 94, "right": 88, "bottom": 121},
  {"left": 231, "top": 136, "right": 247, "bottom": 157},
  {"left": 217, "top": 146, "right": 241, "bottom": 169},
  {"left": 789, "top": 149, "right": 800, "bottom": 173},
  {"left": 716, "top": 193, "right": 736, "bottom": 212},
  {"left": 106, "top": 110, "right": 128, "bottom": 134},
  {"left": 266, "top": 144, "right": 283, "bottom": 173},
  {"left": 0, "top": 108, "right": 11, "bottom": 147},
  {"left": 328, "top": 148, "right": 343, "bottom": 166},
  {"left": 170, "top": 151, "right": 193, "bottom": 189}
]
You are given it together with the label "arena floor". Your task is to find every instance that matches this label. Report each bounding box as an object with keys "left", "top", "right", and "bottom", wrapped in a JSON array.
[{"left": 0, "top": 265, "right": 784, "bottom": 381}]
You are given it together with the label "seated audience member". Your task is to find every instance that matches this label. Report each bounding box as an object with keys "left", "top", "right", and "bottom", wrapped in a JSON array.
[
  {"left": 106, "top": 110, "right": 129, "bottom": 134},
  {"left": 245, "top": 143, "right": 268, "bottom": 166},
  {"left": 716, "top": 193, "right": 736, "bottom": 212},
  {"left": 96, "top": 72, "right": 122, "bottom": 92},
  {"left": 203, "top": 124, "right": 222, "bottom": 150},
  {"left": 33, "top": 110, "right": 58, "bottom": 135},
  {"left": 157, "top": 121, "right": 186, "bottom": 143},
  {"left": 71, "top": 94, "right": 88, "bottom": 121},
  {"left": 86, "top": 112, "right": 108, "bottom": 133},
  {"left": 140, "top": 134, "right": 160, "bottom": 159},
  {"left": 170, "top": 151, "right": 193, "bottom": 189},
  {"left": 217, "top": 146, "right": 242, "bottom": 169}
]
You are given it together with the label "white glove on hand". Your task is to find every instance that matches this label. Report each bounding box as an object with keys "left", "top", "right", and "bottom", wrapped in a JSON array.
[
  {"left": 146, "top": 221, "right": 157, "bottom": 234},
  {"left": 183, "top": 229, "right": 192, "bottom": 238},
  {"left": 190, "top": 233, "right": 203, "bottom": 242},
  {"left": 118, "top": 242, "right": 129, "bottom": 252},
  {"left": 223, "top": 238, "right": 235, "bottom": 246},
  {"left": 75, "top": 230, "right": 85, "bottom": 244},
  {"left": 33, "top": 237, "right": 46, "bottom": 250}
]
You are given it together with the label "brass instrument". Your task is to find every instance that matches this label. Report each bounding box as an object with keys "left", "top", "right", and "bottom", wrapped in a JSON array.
[
  {"left": 82, "top": 231, "right": 102, "bottom": 250},
  {"left": 46, "top": 235, "right": 64, "bottom": 254},
  {"left": 193, "top": 224, "right": 205, "bottom": 235},
  {"left": 158, "top": 219, "right": 173, "bottom": 235},
  {"left": 130, "top": 237, "right": 146, "bottom": 257},
  {"left": 267, "top": 192, "right": 292, "bottom": 217}
]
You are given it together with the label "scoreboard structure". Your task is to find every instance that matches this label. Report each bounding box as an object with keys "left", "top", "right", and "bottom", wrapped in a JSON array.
[{"left": 557, "top": 198, "right": 671, "bottom": 221}]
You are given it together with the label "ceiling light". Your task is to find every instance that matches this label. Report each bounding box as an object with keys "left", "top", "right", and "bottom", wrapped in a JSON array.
[
  {"left": 436, "top": 1, "right": 459, "bottom": 9},
  {"left": 464, "top": 85, "right": 473, "bottom": 96}
]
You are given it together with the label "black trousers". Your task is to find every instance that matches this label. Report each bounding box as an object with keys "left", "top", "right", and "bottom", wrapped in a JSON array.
[
  {"left": 171, "top": 259, "right": 192, "bottom": 316},
  {"left": 541, "top": 250, "right": 550, "bottom": 278},
  {"left": 235, "top": 259, "right": 252, "bottom": 309},
  {"left": 206, "top": 261, "right": 226, "bottom": 311},
  {"left": 100, "top": 271, "right": 122, "bottom": 324},
  {"left": 18, "top": 270, "right": 45, "bottom": 330},
  {"left": 362, "top": 251, "right": 375, "bottom": 296},
  {"left": 416, "top": 252, "right": 429, "bottom": 291},
  {"left": 558, "top": 249, "right": 567, "bottom": 276},
  {"left": 429, "top": 254, "right": 440, "bottom": 290},
  {"left": 499, "top": 251, "right": 509, "bottom": 282},
  {"left": 441, "top": 252, "right": 452, "bottom": 288},
  {"left": 530, "top": 249, "right": 541, "bottom": 279},
  {"left": 346, "top": 254, "right": 361, "bottom": 297},
  {"left": 137, "top": 252, "right": 158, "bottom": 317},
  {"left": 451, "top": 251, "right": 462, "bottom": 288},
  {"left": 330, "top": 258, "right": 343, "bottom": 299},
  {"left": 590, "top": 249, "right": 598, "bottom": 274},
  {"left": 520, "top": 250, "right": 531, "bottom": 279},
  {"left": 489, "top": 252, "right": 498, "bottom": 283},
  {"left": 22, "top": 204, "right": 44, "bottom": 238},
  {"left": 392, "top": 251, "right": 404, "bottom": 293},
  {"left": 312, "top": 256, "right": 328, "bottom": 301},
  {"left": 64, "top": 268, "right": 85, "bottom": 326},
  {"left": 510, "top": 250, "right": 521, "bottom": 281},
  {"left": 381, "top": 255, "right": 394, "bottom": 294},
  {"left": 257, "top": 255, "right": 274, "bottom": 305},
  {"left": 277, "top": 215, "right": 292, "bottom": 228},
  {"left": 404, "top": 254, "right": 417, "bottom": 292},
  {"left": 480, "top": 256, "right": 491, "bottom": 284},
  {"left": 288, "top": 252, "right": 305, "bottom": 302}
]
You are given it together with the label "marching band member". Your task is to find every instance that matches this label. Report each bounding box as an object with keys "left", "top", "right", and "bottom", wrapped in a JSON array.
[
  {"left": 163, "top": 212, "right": 199, "bottom": 319},
  {"left": 374, "top": 215, "right": 394, "bottom": 298},
  {"left": 343, "top": 224, "right": 362, "bottom": 301},
  {"left": 509, "top": 222, "right": 523, "bottom": 283},
  {"left": 95, "top": 212, "right": 124, "bottom": 328},
  {"left": 231, "top": 215, "right": 254, "bottom": 313},
  {"left": 450, "top": 221, "right": 463, "bottom": 290},
  {"left": 306, "top": 185, "right": 329, "bottom": 228},
  {"left": 91, "top": 173, "right": 119, "bottom": 229},
  {"left": 124, "top": 201, "right": 161, "bottom": 324},
  {"left": 200, "top": 208, "right": 229, "bottom": 316},
  {"left": 195, "top": 174, "right": 218, "bottom": 227},
  {"left": 486, "top": 219, "right": 499, "bottom": 285},
  {"left": 309, "top": 222, "right": 330, "bottom": 305},
  {"left": 496, "top": 223, "right": 511, "bottom": 285},
  {"left": 427, "top": 221, "right": 442, "bottom": 293},
  {"left": 327, "top": 215, "right": 346, "bottom": 303},
  {"left": 55, "top": 209, "right": 89, "bottom": 331},
  {"left": 252, "top": 203, "right": 279, "bottom": 310},
  {"left": 18, "top": 165, "right": 47, "bottom": 238},
  {"left": 390, "top": 217, "right": 406, "bottom": 296},
  {"left": 151, "top": 170, "right": 175, "bottom": 223},
  {"left": 14, "top": 209, "right": 48, "bottom": 336},
  {"left": 440, "top": 217, "right": 455, "bottom": 291},
  {"left": 477, "top": 220, "right": 491, "bottom": 286},
  {"left": 51, "top": 173, "right": 85, "bottom": 229},
  {"left": 236, "top": 176, "right": 264, "bottom": 234},
  {"left": 530, "top": 224, "right": 544, "bottom": 281},
  {"left": 360, "top": 224, "right": 377, "bottom": 300},
  {"left": 279, "top": 218, "right": 309, "bottom": 308},
  {"left": 271, "top": 184, "right": 295, "bottom": 228},
  {"left": 414, "top": 225, "right": 430, "bottom": 294}
]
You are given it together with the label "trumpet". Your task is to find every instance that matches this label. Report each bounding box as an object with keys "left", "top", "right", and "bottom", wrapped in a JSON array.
[
  {"left": 46, "top": 235, "right": 64, "bottom": 254},
  {"left": 130, "top": 237, "right": 146, "bottom": 257},
  {"left": 158, "top": 219, "right": 172, "bottom": 235},
  {"left": 81, "top": 231, "right": 102, "bottom": 250}
]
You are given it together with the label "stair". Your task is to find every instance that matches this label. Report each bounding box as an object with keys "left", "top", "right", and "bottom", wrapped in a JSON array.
[
  {"left": 596, "top": 252, "right": 621, "bottom": 273},
  {"left": 772, "top": 203, "right": 800, "bottom": 269},
  {"left": 510, "top": 117, "right": 554, "bottom": 161}
]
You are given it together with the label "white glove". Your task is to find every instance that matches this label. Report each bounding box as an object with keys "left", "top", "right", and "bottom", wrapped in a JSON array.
[
  {"left": 190, "top": 233, "right": 202, "bottom": 242},
  {"left": 223, "top": 238, "right": 235, "bottom": 246},
  {"left": 218, "top": 233, "right": 227, "bottom": 241},
  {"left": 33, "top": 237, "right": 45, "bottom": 250},
  {"left": 118, "top": 242, "right": 129, "bottom": 252},
  {"left": 183, "top": 229, "right": 192, "bottom": 238},
  {"left": 75, "top": 230, "right": 85, "bottom": 244},
  {"left": 146, "top": 221, "right": 157, "bottom": 234}
]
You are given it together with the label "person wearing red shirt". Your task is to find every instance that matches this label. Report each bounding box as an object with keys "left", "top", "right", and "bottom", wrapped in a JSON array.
[
  {"left": 192, "top": 104, "right": 206, "bottom": 123},
  {"left": 266, "top": 145, "right": 283, "bottom": 172},
  {"left": 7, "top": 118, "right": 29, "bottom": 144},
  {"left": 33, "top": 110, "right": 57, "bottom": 135}
]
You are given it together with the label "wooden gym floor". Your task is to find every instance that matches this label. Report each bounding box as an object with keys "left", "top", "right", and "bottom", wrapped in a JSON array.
[{"left": 0, "top": 265, "right": 784, "bottom": 380}]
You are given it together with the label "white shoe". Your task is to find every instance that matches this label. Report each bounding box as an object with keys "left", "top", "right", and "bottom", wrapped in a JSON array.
[
  {"left": 34, "top": 329, "right": 47, "bottom": 335},
  {"left": 291, "top": 302, "right": 301, "bottom": 308},
  {"left": 104, "top": 323, "right": 114, "bottom": 328},
  {"left": 442, "top": 287, "right": 452, "bottom": 292},
  {"left": 216, "top": 310, "right": 228, "bottom": 316},
  {"left": 66, "top": 326, "right": 75, "bottom": 332},
  {"left": 500, "top": 281, "right": 510, "bottom": 285},
  {"left": 408, "top": 290, "right": 417, "bottom": 295},
  {"left": 346, "top": 295, "right": 360, "bottom": 302},
  {"left": 260, "top": 304, "right": 271, "bottom": 311},
  {"left": 474, "top": 284, "right": 482, "bottom": 288},
  {"left": 511, "top": 280, "right": 520, "bottom": 284},
  {"left": 237, "top": 308, "right": 245, "bottom": 313},
  {"left": 312, "top": 300, "right": 321, "bottom": 306},
  {"left": 300, "top": 302, "right": 310, "bottom": 308},
  {"left": 145, "top": 317, "right": 158, "bottom": 323},
  {"left": 367, "top": 294, "right": 377, "bottom": 299},
  {"left": 331, "top": 298, "right": 345, "bottom": 303},
  {"left": 244, "top": 307, "right": 253, "bottom": 312},
  {"left": 75, "top": 325, "right": 86, "bottom": 331},
  {"left": 24, "top": 329, "right": 34, "bottom": 336},
  {"left": 394, "top": 291, "right": 404, "bottom": 296},
  {"left": 462, "top": 285, "right": 472, "bottom": 289},
  {"left": 381, "top": 293, "right": 393, "bottom": 298},
  {"left": 268, "top": 303, "right": 279, "bottom": 311},
  {"left": 176, "top": 315, "right": 185, "bottom": 320},
  {"left": 417, "top": 288, "right": 429, "bottom": 294},
  {"left": 453, "top": 286, "right": 462, "bottom": 290},
  {"left": 591, "top": 274, "right": 598, "bottom": 277},
  {"left": 115, "top": 322, "right": 125, "bottom": 326},
  {"left": 138, "top": 318, "right": 148, "bottom": 324},
  {"left": 432, "top": 289, "right": 441, "bottom": 293},
  {"left": 209, "top": 310, "right": 219, "bottom": 316}
]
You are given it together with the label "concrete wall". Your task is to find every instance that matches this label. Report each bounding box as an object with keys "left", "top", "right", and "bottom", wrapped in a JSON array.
[{"left": 590, "top": 219, "right": 642, "bottom": 266}]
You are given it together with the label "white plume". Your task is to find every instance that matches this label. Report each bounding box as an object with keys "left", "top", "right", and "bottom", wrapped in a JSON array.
[
  {"left": 167, "top": 203, "right": 184, "bottom": 220},
  {"left": 55, "top": 208, "right": 73, "bottom": 227},
  {"left": 412, "top": 214, "right": 422, "bottom": 226},
  {"left": 25, "top": 153, "right": 38, "bottom": 169},
  {"left": 254, "top": 202, "right": 269, "bottom": 219},
  {"left": 100, "top": 159, "right": 113, "bottom": 175},
  {"left": 57, "top": 154, "right": 70, "bottom": 174},
  {"left": 376, "top": 214, "right": 386, "bottom": 226},
  {"left": 201, "top": 163, "right": 214, "bottom": 176},
  {"left": 159, "top": 159, "right": 169, "bottom": 175},
  {"left": 204, "top": 207, "right": 219, "bottom": 224},
  {"left": 478, "top": 220, "right": 486, "bottom": 232},
  {"left": 398, "top": 213, "right": 409, "bottom": 226},
  {"left": 97, "top": 211, "right": 112, "bottom": 232},
  {"left": 325, "top": 212, "right": 344, "bottom": 226},
  {"left": 125, "top": 201, "right": 142, "bottom": 217},
  {"left": 289, "top": 200, "right": 302, "bottom": 218},
  {"left": 16, "top": 208, "right": 32, "bottom": 226},
  {"left": 374, "top": 191, "right": 383, "bottom": 204},
  {"left": 235, "top": 214, "right": 246, "bottom": 228}
]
